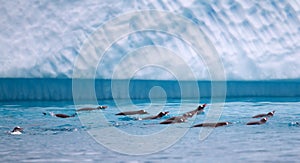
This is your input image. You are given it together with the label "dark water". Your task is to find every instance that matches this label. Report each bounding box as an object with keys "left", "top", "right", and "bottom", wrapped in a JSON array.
[
  {"left": 1, "top": 78, "right": 300, "bottom": 101},
  {"left": 1, "top": 98, "right": 300, "bottom": 162}
]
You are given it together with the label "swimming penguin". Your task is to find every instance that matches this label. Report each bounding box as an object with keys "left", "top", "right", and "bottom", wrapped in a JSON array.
[
  {"left": 159, "top": 116, "right": 187, "bottom": 124},
  {"left": 289, "top": 122, "right": 300, "bottom": 126},
  {"left": 10, "top": 126, "right": 23, "bottom": 135},
  {"left": 192, "top": 122, "right": 231, "bottom": 128},
  {"left": 76, "top": 105, "right": 108, "bottom": 112},
  {"left": 159, "top": 104, "right": 206, "bottom": 124},
  {"left": 247, "top": 117, "right": 268, "bottom": 125},
  {"left": 183, "top": 104, "right": 206, "bottom": 118},
  {"left": 53, "top": 113, "right": 76, "bottom": 118},
  {"left": 139, "top": 111, "right": 169, "bottom": 120},
  {"left": 252, "top": 110, "right": 275, "bottom": 118},
  {"left": 115, "top": 110, "right": 148, "bottom": 116},
  {"left": 43, "top": 112, "right": 77, "bottom": 118}
]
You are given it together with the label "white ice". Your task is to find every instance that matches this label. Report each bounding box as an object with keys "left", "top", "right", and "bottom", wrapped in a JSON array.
[{"left": 0, "top": 0, "right": 300, "bottom": 80}]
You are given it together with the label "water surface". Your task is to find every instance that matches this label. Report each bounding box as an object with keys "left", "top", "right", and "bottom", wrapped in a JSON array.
[{"left": 1, "top": 98, "right": 300, "bottom": 162}]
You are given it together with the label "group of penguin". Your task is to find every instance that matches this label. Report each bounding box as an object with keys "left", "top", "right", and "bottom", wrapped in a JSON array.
[
  {"left": 9, "top": 103, "right": 276, "bottom": 135},
  {"left": 112, "top": 104, "right": 275, "bottom": 126}
]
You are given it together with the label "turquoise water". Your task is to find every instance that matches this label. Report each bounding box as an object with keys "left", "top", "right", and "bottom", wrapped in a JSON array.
[{"left": 1, "top": 98, "right": 300, "bottom": 162}]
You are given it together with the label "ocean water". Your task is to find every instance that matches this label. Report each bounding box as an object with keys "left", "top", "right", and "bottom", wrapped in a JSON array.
[{"left": 1, "top": 97, "right": 300, "bottom": 162}]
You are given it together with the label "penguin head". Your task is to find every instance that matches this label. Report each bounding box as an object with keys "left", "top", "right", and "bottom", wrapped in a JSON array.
[
  {"left": 267, "top": 110, "right": 275, "bottom": 116},
  {"left": 97, "top": 106, "right": 108, "bottom": 109},
  {"left": 158, "top": 111, "right": 169, "bottom": 117},
  {"left": 261, "top": 117, "right": 268, "bottom": 122},
  {"left": 197, "top": 103, "right": 207, "bottom": 110},
  {"left": 12, "top": 126, "right": 23, "bottom": 132}
]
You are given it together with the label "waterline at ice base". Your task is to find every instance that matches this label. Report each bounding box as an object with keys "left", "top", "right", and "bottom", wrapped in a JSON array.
[
  {"left": 1, "top": 79, "right": 300, "bottom": 100},
  {"left": 1, "top": 0, "right": 300, "bottom": 162}
]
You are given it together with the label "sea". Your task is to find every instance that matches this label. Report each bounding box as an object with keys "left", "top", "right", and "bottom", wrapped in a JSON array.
[{"left": 1, "top": 97, "right": 300, "bottom": 162}]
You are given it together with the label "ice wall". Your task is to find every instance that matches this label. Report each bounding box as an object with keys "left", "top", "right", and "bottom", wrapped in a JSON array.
[
  {"left": 1, "top": 0, "right": 300, "bottom": 101},
  {"left": 1, "top": 0, "right": 300, "bottom": 80}
]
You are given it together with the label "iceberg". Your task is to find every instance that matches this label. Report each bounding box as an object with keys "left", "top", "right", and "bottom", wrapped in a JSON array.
[{"left": 0, "top": 0, "right": 299, "bottom": 100}]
